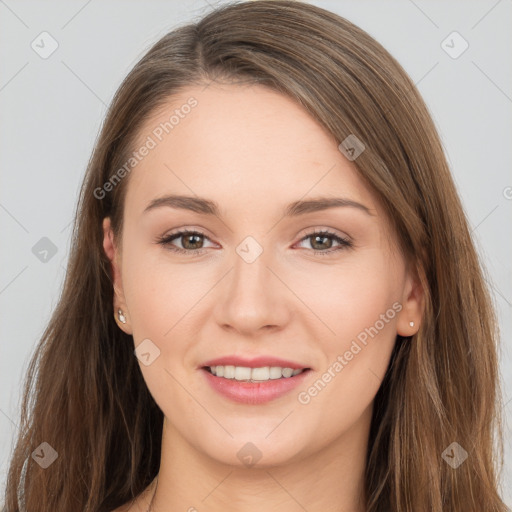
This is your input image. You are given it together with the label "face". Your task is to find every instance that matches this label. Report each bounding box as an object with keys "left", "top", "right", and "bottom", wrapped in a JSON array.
[{"left": 103, "top": 82, "right": 422, "bottom": 468}]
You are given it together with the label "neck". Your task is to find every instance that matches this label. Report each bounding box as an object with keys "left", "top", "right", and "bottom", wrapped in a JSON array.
[{"left": 148, "top": 408, "right": 371, "bottom": 512}]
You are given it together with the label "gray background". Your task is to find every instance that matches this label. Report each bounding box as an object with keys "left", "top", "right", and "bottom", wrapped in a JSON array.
[{"left": 1, "top": 0, "right": 511, "bottom": 505}]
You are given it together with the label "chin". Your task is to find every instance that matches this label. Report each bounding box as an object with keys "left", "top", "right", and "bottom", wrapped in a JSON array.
[{"left": 200, "top": 434, "right": 310, "bottom": 469}]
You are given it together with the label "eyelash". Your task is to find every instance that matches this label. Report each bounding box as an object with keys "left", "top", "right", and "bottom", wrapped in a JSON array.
[{"left": 156, "top": 229, "right": 353, "bottom": 257}]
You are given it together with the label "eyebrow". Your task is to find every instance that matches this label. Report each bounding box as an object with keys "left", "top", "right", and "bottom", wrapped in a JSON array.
[{"left": 143, "top": 194, "right": 375, "bottom": 217}]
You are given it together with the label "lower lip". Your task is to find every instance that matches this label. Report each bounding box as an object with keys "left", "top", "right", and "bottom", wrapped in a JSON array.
[{"left": 201, "top": 368, "right": 312, "bottom": 405}]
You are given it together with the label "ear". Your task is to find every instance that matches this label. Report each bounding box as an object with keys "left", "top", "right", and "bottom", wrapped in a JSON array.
[
  {"left": 396, "top": 264, "right": 424, "bottom": 337},
  {"left": 102, "top": 217, "right": 133, "bottom": 335}
]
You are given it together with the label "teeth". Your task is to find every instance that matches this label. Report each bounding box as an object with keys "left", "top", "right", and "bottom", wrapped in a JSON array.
[
  {"left": 269, "top": 367, "right": 282, "bottom": 379},
  {"left": 234, "top": 366, "right": 251, "bottom": 380},
  {"left": 208, "top": 365, "right": 305, "bottom": 381},
  {"left": 223, "top": 365, "right": 235, "bottom": 379}
]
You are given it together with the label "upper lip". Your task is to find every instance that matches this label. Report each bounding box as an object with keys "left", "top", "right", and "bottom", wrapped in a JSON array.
[{"left": 200, "top": 356, "right": 311, "bottom": 370}]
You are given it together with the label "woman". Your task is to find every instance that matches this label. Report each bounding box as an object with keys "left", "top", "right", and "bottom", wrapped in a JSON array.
[{"left": 3, "top": 1, "right": 508, "bottom": 511}]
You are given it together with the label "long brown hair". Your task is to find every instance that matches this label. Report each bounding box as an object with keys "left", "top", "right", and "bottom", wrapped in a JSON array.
[{"left": 2, "top": 1, "right": 508, "bottom": 510}]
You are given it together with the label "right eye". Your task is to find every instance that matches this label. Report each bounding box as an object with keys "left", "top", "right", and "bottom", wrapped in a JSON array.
[{"left": 157, "top": 229, "right": 215, "bottom": 255}]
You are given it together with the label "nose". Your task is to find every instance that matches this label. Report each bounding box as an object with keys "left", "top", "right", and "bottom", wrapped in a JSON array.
[{"left": 213, "top": 247, "right": 291, "bottom": 336}]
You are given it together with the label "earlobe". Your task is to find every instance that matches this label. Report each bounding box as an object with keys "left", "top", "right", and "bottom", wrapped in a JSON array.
[{"left": 102, "top": 217, "right": 133, "bottom": 335}]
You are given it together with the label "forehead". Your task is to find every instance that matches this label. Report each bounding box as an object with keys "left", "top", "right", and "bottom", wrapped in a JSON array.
[{"left": 125, "top": 82, "right": 379, "bottom": 220}]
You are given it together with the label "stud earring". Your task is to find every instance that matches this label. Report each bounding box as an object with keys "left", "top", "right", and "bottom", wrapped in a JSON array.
[
  {"left": 118, "top": 309, "right": 127, "bottom": 324},
  {"left": 409, "top": 321, "right": 415, "bottom": 327}
]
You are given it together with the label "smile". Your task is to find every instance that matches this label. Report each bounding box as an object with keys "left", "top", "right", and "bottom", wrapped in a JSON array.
[
  {"left": 206, "top": 365, "right": 307, "bottom": 382},
  {"left": 201, "top": 366, "right": 312, "bottom": 404}
]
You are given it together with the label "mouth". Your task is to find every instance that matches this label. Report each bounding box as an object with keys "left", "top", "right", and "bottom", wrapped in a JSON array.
[
  {"left": 200, "top": 365, "right": 312, "bottom": 405},
  {"left": 202, "top": 365, "right": 311, "bottom": 383}
]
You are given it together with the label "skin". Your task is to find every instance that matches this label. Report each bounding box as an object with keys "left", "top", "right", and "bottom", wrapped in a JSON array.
[{"left": 103, "top": 82, "right": 423, "bottom": 512}]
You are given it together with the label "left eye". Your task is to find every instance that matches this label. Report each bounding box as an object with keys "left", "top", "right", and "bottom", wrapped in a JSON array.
[
  {"left": 157, "top": 229, "right": 352, "bottom": 255},
  {"left": 295, "top": 230, "right": 353, "bottom": 254}
]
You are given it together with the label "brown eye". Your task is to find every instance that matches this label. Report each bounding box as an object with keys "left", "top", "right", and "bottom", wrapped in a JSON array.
[
  {"left": 157, "top": 230, "right": 213, "bottom": 254},
  {"left": 309, "top": 233, "right": 334, "bottom": 250},
  {"left": 179, "top": 232, "right": 204, "bottom": 250},
  {"left": 296, "top": 230, "right": 353, "bottom": 256}
]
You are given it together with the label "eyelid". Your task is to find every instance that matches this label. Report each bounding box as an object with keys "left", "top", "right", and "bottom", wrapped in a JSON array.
[
  {"left": 296, "top": 225, "right": 351, "bottom": 241},
  {"left": 159, "top": 226, "right": 215, "bottom": 242}
]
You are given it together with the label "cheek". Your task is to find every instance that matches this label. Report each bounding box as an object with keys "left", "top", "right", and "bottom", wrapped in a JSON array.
[
  {"left": 292, "top": 254, "right": 401, "bottom": 428},
  {"left": 120, "top": 231, "right": 193, "bottom": 328},
  {"left": 291, "top": 251, "right": 400, "bottom": 408},
  {"left": 289, "top": 248, "right": 401, "bottom": 343}
]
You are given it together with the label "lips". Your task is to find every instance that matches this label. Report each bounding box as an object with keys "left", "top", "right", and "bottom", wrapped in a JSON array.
[
  {"left": 201, "top": 366, "right": 312, "bottom": 404},
  {"left": 198, "top": 354, "right": 312, "bottom": 404}
]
